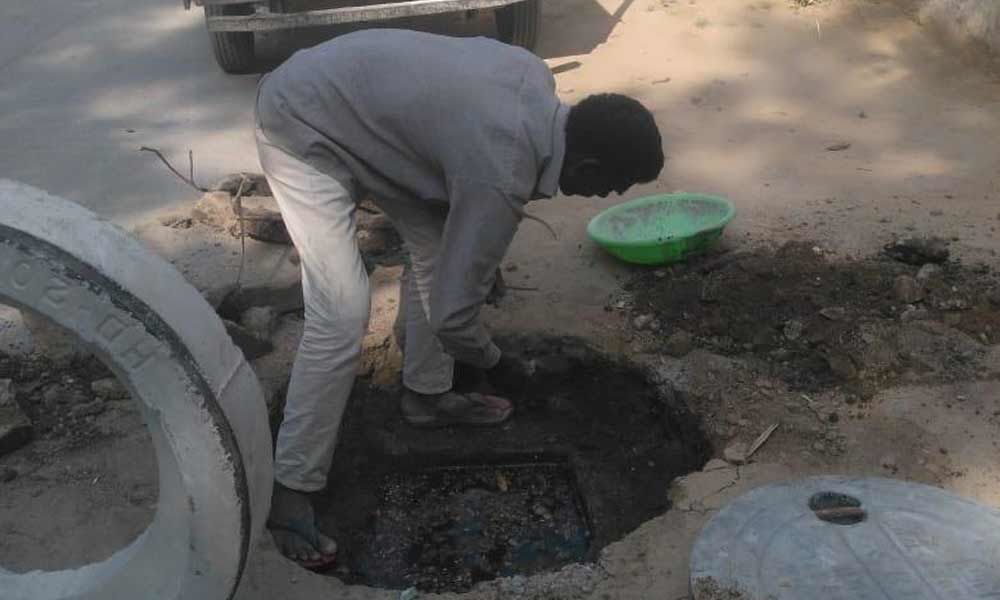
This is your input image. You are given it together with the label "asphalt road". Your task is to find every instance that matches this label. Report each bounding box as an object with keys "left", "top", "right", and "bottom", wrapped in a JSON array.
[
  {"left": 0, "top": 1, "right": 577, "bottom": 225},
  {"left": 0, "top": 0, "right": 268, "bottom": 224}
]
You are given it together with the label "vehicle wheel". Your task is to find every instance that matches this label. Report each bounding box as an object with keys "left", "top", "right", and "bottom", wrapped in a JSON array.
[
  {"left": 206, "top": 3, "right": 256, "bottom": 74},
  {"left": 496, "top": 0, "right": 541, "bottom": 51}
]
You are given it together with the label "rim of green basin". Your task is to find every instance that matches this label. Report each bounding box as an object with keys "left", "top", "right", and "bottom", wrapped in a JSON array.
[{"left": 586, "top": 193, "right": 736, "bottom": 248}]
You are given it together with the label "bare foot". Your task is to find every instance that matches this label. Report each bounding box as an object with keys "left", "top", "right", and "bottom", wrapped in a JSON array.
[{"left": 267, "top": 483, "right": 337, "bottom": 567}]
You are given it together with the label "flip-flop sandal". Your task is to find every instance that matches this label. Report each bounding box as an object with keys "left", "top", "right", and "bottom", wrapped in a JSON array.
[
  {"left": 402, "top": 392, "right": 513, "bottom": 428},
  {"left": 268, "top": 518, "right": 339, "bottom": 573},
  {"left": 452, "top": 363, "right": 498, "bottom": 396},
  {"left": 296, "top": 552, "right": 338, "bottom": 573}
]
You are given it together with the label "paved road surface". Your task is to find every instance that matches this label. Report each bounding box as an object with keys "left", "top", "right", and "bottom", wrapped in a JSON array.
[
  {"left": 0, "top": 0, "right": 613, "bottom": 224},
  {"left": 0, "top": 0, "right": 264, "bottom": 224}
]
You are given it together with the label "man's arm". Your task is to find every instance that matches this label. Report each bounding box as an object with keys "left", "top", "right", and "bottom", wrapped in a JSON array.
[{"left": 429, "top": 175, "right": 523, "bottom": 369}]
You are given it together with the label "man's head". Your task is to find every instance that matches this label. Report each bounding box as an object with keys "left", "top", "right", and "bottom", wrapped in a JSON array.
[{"left": 560, "top": 94, "right": 664, "bottom": 198}]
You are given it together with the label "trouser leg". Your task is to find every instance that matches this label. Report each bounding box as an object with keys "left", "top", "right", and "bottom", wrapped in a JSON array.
[
  {"left": 374, "top": 198, "right": 454, "bottom": 395},
  {"left": 256, "top": 129, "right": 369, "bottom": 492}
]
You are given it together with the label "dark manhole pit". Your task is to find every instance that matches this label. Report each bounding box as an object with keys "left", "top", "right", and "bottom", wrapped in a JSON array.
[
  {"left": 320, "top": 334, "right": 711, "bottom": 592},
  {"left": 364, "top": 459, "right": 591, "bottom": 591}
]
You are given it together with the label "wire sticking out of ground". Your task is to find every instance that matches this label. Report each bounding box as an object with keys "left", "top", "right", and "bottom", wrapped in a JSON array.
[{"left": 139, "top": 146, "right": 207, "bottom": 192}]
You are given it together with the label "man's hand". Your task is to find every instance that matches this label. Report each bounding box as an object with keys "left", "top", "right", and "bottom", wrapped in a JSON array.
[{"left": 486, "top": 267, "right": 507, "bottom": 307}]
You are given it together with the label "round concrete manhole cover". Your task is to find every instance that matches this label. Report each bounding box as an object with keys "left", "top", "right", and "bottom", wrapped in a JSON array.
[{"left": 691, "top": 477, "right": 1000, "bottom": 599}]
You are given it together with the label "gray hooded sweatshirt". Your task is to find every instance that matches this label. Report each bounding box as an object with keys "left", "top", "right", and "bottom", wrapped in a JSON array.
[{"left": 256, "top": 28, "right": 569, "bottom": 368}]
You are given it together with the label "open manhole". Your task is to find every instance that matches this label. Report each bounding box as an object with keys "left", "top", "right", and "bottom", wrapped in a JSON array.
[
  {"left": 319, "top": 335, "right": 711, "bottom": 592},
  {"left": 364, "top": 459, "right": 590, "bottom": 590}
]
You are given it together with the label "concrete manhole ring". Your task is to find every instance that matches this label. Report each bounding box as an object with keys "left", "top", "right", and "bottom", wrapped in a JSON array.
[{"left": 0, "top": 180, "right": 273, "bottom": 600}]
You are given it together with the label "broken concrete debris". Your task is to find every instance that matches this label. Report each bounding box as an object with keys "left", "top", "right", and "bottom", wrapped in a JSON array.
[
  {"left": 210, "top": 172, "right": 271, "bottom": 197},
  {"left": 191, "top": 191, "right": 236, "bottom": 229},
  {"left": 189, "top": 179, "right": 404, "bottom": 264},
  {"left": 192, "top": 191, "right": 292, "bottom": 245}
]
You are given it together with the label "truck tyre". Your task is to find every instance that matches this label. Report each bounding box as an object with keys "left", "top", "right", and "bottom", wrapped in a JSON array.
[
  {"left": 496, "top": 0, "right": 541, "bottom": 51},
  {"left": 206, "top": 3, "right": 257, "bottom": 74}
]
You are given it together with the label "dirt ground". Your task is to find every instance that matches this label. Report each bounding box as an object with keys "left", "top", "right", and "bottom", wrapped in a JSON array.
[
  {"left": 629, "top": 240, "right": 999, "bottom": 394},
  {"left": 2, "top": 0, "right": 1000, "bottom": 599}
]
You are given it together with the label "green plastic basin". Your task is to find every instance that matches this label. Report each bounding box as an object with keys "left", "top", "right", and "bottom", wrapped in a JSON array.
[{"left": 587, "top": 193, "right": 735, "bottom": 265}]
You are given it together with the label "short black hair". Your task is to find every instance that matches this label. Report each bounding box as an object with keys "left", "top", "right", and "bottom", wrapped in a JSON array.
[{"left": 565, "top": 94, "right": 664, "bottom": 185}]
